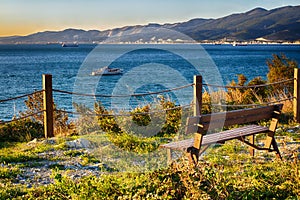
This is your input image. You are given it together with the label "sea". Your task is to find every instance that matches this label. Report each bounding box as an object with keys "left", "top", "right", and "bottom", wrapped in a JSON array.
[{"left": 1, "top": 43, "right": 300, "bottom": 121}]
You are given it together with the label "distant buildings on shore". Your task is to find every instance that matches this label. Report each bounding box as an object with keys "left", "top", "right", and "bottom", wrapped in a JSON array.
[{"left": 4, "top": 38, "right": 300, "bottom": 45}]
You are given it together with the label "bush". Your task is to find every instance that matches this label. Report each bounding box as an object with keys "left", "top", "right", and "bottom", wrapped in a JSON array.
[
  {"left": 95, "top": 98, "right": 182, "bottom": 137},
  {"left": 267, "top": 53, "right": 297, "bottom": 94},
  {"left": 155, "top": 98, "right": 182, "bottom": 137},
  {"left": 73, "top": 103, "right": 101, "bottom": 135},
  {"left": 130, "top": 105, "right": 151, "bottom": 126},
  {"left": 94, "top": 101, "right": 122, "bottom": 133},
  {"left": 94, "top": 98, "right": 182, "bottom": 153},
  {"left": 0, "top": 119, "right": 43, "bottom": 142},
  {"left": 21, "top": 92, "right": 70, "bottom": 136}
]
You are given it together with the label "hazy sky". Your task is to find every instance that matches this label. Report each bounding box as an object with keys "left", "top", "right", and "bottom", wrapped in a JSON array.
[{"left": 1, "top": 0, "right": 299, "bottom": 36}]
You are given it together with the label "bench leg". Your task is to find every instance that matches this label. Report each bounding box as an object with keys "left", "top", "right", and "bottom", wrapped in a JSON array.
[
  {"left": 265, "top": 131, "right": 274, "bottom": 149},
  {"left": 249, "top": 135, "right": 255, "bottom": 156},
  {"left": 264, "top": 131, "right": 282, "bottom": 160},
  {"left": 271, "top": 138, "right": 282, "bottom": 160},
  {"left": 187, "top": 147, "right": 199, "bottom": 165},
  {"left": 167, "top": 149, "right": 172, "bottom": 165}
]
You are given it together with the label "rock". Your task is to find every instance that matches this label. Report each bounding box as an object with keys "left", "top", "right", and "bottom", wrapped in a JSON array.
[
  {"left": 42, "top": 138, "right": 57, "bottom": 145},
  {"left": 27, "top": 138, "right": 38, "bottom": 145},
  {"left": 65, "top": 138, "right": 94, "bottom": 149}
]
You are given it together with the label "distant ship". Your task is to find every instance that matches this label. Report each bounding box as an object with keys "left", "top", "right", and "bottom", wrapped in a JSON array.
[{"left": 61, "top": 42, "right": 79, "bottom": 47}]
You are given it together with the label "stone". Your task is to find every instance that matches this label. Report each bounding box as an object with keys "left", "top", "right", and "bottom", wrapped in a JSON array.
[
  {"left": 27, "top": 138, "right": 38, "bottom": 145},
  {"left": 42, "top": 138, "right": 57, "bottom": 145},
  {"left": 65, "top": 138, "right": 94, "bottom": 149}
]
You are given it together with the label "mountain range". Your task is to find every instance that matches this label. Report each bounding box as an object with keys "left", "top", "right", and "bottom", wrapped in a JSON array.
[{"left": 1, "top": 5, "right": 300, "bottom": 44}]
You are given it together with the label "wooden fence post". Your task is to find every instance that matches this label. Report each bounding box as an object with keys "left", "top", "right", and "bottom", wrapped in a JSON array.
[
  {"left": 43, "top": 74, "right": 54, "bottom": 138},
  {"left": 294, "top": 68, "right": 300, "bottom": 123},
  {"left": 194, "top": 75, "right": 202, "bottom": 116}
]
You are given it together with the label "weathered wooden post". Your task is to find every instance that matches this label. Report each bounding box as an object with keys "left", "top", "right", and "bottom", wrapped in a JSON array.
[
  {"left": 194, "top": 75, "right": 202, "bottom": 116},
  {"left": 43, "top": 74, "right": 54, "bottom": 138},
  {"left": 294, "top": 68, "right": 300, "bottom": 123},
  {"left": 186, "top": 75, "right": 203, "bottom": 164}
]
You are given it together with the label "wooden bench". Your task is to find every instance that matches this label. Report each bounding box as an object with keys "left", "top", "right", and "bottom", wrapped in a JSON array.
[{"left": 160, "top": 104, "right": 283, "bottom": 165}]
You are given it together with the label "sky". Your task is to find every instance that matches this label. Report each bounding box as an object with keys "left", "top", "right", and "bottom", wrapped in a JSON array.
[{"left": 0, "top": 0, "right": 299, "bottom": 37}]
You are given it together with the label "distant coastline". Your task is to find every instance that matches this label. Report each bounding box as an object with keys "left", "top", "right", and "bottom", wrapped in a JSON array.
[
  {"left": 0, "top": 5, "right": 299, "bottom": 45},
  {"left": 1, "top": 41, "right": 299, "bottom": 45}
]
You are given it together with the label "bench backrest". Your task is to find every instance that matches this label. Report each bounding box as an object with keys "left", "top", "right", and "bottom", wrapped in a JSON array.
[{"left": 186, "top": 104, "right": 283, "bottom": 134}]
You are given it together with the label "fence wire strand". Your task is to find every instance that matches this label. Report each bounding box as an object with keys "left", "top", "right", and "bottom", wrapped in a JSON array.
[
  {"left": 206, "top": 96, "right": 294, "bottom": 108},
  {"left": 53, "top": 84, "right": 193, "bottom": 98},
  {"left": 0, "top": 110, "right": 44, "bottom": 124},
  {"left": 203, "top": 78, "right": 294, "bottom": 89},
  {"left": 0, "top": 90, "right": 44, "bottom": 103}
]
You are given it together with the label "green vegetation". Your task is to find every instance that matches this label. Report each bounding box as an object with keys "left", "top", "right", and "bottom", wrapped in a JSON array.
[
  {"left": 0, "top": 142, "right": 299, "bottom": 199},
  {"left": 0, "top": 166, "right": 20, "bottom": 179},
  {"left": 0, "top": 119, "right": 43, "bottom": 142},
  {"left": 267, "top": 53, "right": 297, "bottom": 93},
  {"left": 0, "top": 142, "right": 41, "bottom": 163},
  {"left": 22, "top": 91, "right": 71, "bottom": 136},
  {"left": 73, "top": 97, "right": 183, "bottom": 154},
  {"left": 202, "top": 53, "right": 297, "bottom": 114}
]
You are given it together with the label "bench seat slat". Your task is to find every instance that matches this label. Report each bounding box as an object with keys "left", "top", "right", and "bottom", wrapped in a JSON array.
[{"left": 160, "top": 125, "right": 269, "bottom": 151}]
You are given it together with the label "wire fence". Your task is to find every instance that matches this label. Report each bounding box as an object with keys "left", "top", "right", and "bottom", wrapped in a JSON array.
[
  {"left": 56, "top": 103, "right": 193, "bottom": 117},
  {"left": 0, "top": 90, "right": 44, "bottom": 125},
  {"left": 203, "top": 78, "right": 294, "bottom": 89},
  {"left": 0, "top": 90, "right": 43, "bottom": 103},
  {"left": 53, "top": 83, "right": 193, "bottom": 98},
  {"left": 200, "top": 78, "right": 295, "bottom": 109},
  {"left": 0, "top": 74, "right": 297, "bottom": 127},
  {"left": 0, "top": 110, "right": 44, "bottom": 125},
  {"left": 205, "top": 96, "right": 295, "bottom": 108}
]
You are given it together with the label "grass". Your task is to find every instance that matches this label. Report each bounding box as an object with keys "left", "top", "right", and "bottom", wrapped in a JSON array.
[
  {"left": 1, "top": 156, "right": 299, "bottom": 199},
  {"left": 0, "top": 166, "right": 20, "bottom": 179},
  {"left": 0, "top": 143, "right": 42, "bottom": 164},
  {"left": 0, "top": 132, "right": 299, "bottom": 199}
]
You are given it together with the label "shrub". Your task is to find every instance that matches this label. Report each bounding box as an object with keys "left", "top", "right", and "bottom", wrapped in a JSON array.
[
  {"left": 226, "top": 74, "right": 269, "bottom": 105},
  {"left": 130, "top": 105, "right": 151, "bottom": 126},
  {"left": 0, "top": 119, "right": 43, "bottom": 142},
  {"left": 21, "top": 92, "right": 70, "bottom": 136},
  {"left": 94, "top": 97, "right": 182, "bottom": 153},
  {"left": 94, "top": 101, "right": 121, "bottom": 133},
  {"left": 73, "top": 103, "right": 101, "bottom": 134},
  {"left": 155, "top": 98, "right": 181, "bottom": 137},
  {"left": 267, "top": 53, "right": 297, "bottom": 94},
  {"left": 95, "top": 98, "right": 182, "bottom": 137}
]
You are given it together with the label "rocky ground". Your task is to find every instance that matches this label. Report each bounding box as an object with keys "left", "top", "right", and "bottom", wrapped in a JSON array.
[
  {"left": 2, "top": 126, "right": 300, "bottom": 188},
  {"left": 3, "top": 138, "right": 105, "bottom": 188}
]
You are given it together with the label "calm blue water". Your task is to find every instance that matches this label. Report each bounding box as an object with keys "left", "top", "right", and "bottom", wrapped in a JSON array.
[{"left": 0, "top": 44, "right": 300, "bottom": 121}]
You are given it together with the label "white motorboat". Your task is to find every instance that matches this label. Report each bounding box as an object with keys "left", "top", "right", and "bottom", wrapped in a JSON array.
[{"left": 91, "top": 66, "right": 123, "bottom": 76}]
